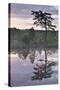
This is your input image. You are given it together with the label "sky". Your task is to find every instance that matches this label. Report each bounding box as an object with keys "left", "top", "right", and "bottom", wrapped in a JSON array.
[{"left": 9, "top": 3, "right": 58, "bottom": 30}]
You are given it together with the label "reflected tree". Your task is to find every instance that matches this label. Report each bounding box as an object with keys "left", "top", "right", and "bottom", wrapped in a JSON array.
[
  {"left": 29, "top": 50, "right": 36, "bottom": 64},
  {"left": 32, "top": 60, "right": 56, "bottom": 80},
  {"left": 18, "top": 49, "right": 29, "bottom": 59}
]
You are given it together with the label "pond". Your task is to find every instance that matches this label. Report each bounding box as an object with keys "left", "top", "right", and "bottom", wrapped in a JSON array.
[{"left": 9, "top": 49, "right": 58, "bottom": 86}]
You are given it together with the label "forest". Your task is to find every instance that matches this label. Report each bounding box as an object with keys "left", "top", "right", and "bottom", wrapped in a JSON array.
[{"left": 8, "top": 27, "right": 58, "bottom": 52}]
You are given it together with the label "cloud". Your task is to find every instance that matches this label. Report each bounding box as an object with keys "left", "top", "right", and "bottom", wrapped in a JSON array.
[
  {"left": 10, "top": 17, "right": 42, "bottom": 30},
  {"left": 10, "top": 17, "right": 33, "bottom": 29},
  {"left": 10, "top": 3, "right": 58, "bottom": 19}
]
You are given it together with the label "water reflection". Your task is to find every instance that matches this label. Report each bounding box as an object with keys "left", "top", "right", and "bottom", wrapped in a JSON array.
[
  {"left": 32, "top": 60, "right": 56, "bottom": 80},
  {"left": 10, "top": 48, "right": 57, "bottom": 80},
  {"left": 18, "top": 49, "right": 29, "bottom": 59}
]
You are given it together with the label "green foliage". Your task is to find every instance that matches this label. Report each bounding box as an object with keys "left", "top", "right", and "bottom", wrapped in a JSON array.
[
  {"left": 28, "top": 27, "right": 35, "bottom": 40},
  {"left": 22, "top": 35, "right": 30, "bottom": 45},
  {"left": 8, "top": 28, "right": 58, "bottom": 52}
]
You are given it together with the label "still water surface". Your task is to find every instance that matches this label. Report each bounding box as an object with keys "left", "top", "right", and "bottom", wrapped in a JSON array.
[{"left": 10, "top": 49, "right": 58, "bottom": 86}]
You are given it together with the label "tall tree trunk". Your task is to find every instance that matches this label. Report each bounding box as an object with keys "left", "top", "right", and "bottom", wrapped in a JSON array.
[
  {"left": 44, "top": 22, "right": 47, "bottom": 77},
  {"left": 45, "top": 28, "right": 47, "bottom": 64}
]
